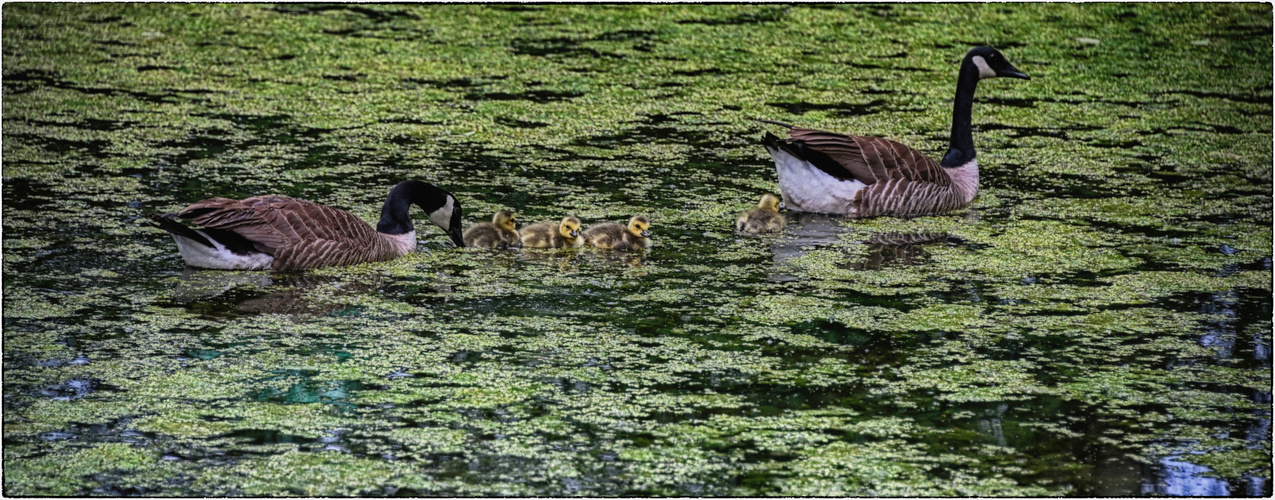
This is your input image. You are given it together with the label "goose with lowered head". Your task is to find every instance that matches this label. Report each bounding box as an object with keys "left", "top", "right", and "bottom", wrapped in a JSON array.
[{"left": 150, "top": 180, "right": 464, "bottom": 271}]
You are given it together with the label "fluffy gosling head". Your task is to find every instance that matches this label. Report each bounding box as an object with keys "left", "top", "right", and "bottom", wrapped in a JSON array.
[
  {"left": 559, "top": 216, "right": 582, "bottom": 239},
  {"left": 627, "top": 215, "right": 651, "bottom": 239},
  {"left": 758, "top": 193, "right": 782, "bottom": 212},
  {"left": 493, "top": 210, "right": 518, "bottom": 232}
]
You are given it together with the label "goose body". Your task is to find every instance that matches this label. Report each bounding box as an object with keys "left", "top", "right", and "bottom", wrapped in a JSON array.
[
  {"left": 520, "top": 216, "right": 583, "bottom": 249},
  {"left": 736, "top": 193, "right": 786, "bottom": 233},
  {"left": 151, "top": 180, "right": 464, "bottom": 271},
  {"left": 762, "top": 46, "right": 1029, "bottom": 218},
  {"left": 463, "top": 210, "right": 520, "bottom": 248},
  {"left": 583, "top": 216, "right": 652, "bottom": 251}
]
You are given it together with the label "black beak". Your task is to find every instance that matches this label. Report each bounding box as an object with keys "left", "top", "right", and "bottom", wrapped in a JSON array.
[
  {"left": 1001, "top": 64, "right": 1030, "bottom": 80},
  {"left": 570, "top": 230, "right": 580, "bottom": 238},
  {"left": 640, "top": 230, "right": 651, "bottom": 238},
  {"left": 448, "top": 226, "right": 466, "bottom": 248}
]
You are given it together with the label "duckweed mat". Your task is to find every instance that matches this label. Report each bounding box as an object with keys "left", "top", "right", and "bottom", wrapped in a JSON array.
[{"left": 3, "top": 3, "right": 1271, "bottom": 496}]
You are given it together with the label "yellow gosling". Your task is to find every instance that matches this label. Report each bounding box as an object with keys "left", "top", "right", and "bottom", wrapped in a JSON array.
[
  {"left": 463, "top": 210, "right": 520, "bottom": 248},
  {"left": 736, "top": 193, "right": 785, "bottom": 234},
  {"left": 520, "top": 216, "right": 583, "bottom": 249},
  {"left": 583, "top": 215, "right": 652, "bottom": 251}
]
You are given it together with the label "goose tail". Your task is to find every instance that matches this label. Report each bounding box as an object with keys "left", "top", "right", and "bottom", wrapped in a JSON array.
[{"left": 150, "top": 213, "right": 214, "bottom": 248}]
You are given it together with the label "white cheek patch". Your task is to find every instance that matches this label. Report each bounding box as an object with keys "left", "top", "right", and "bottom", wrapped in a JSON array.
[
  {"left": 429, "top": 196, "right": 455, "bottom": 230},
  {"left": 971, "top": 56, "right": 996, "bottom": 79}
]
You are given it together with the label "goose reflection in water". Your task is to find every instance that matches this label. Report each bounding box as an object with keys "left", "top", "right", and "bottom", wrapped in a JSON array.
[
  {"left": 516, "top": 249, "right": 581, "bottom": 272},
  {"left": 170, "top": 269, "right": 395, "bottom": 316},
  {"left": 769, "top": 212, "right": 961, "bottom": 280}
]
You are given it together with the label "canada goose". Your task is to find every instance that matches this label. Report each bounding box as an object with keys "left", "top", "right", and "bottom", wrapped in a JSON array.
[
  {"left": 520, "top": 216, "right": 583, "bottom": 249},
  {"left": 150, "top": 180, "right": 465, "bottom": 271},
  {"left": 463, "top": 210, "right": 520, "bottom": 248},
  {"left": 736, "top": 193, "right": 786, "bottom": 233},
  {"left": 761, "top": 46, "right": 1029, "bottom": 218},
  {"left": 583, "top": 215, "right": 652, "bottom": 251}
]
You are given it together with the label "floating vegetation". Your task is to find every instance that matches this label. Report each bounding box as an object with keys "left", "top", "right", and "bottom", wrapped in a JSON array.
[{"left": 3, "top": 3, "right": 1271, "bottom": 496}]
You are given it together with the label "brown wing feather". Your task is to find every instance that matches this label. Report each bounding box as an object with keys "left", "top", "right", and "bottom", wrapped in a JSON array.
[
  {"left": 785, "top": 128, "right": 948, "bottom": 188},
  {"left": 179, "top": 196, "right": 385, "bottom": 270}
]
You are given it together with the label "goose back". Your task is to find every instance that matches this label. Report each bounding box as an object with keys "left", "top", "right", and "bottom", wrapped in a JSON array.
[
  {"left": 179, "top": 196, "right": 405, "bottom": 271},
  {"left": 769, "top": 129, "right": 978, "bottom": 218}
]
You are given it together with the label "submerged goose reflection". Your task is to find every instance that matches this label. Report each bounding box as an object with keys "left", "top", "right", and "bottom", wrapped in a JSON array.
[
  {"left": 516, "top": 249, "right": 581, "bottom": 272},
  {"left": 848, "top": 231, "right": 962, "bottom": 271},
  {"left": 769, "top": 212, "right": 961, "bottom": 279},
  {"left": 169, "top": 269, "right": 382, "bottom": 316}
]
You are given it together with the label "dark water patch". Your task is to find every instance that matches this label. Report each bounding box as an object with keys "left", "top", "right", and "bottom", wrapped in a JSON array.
[
  {"left": 322, "top": 72, "right": 364, "bottom": 82},
  {"left": 765, "top": 99, "right": 923, "bottom": 117},
  {"left": 676, "top": 7, "right": 787, "bottom": 26},
  {"left": 136, "top": 64, "right": 178, "bottom": 72},
  {"left": 36, "top": 378, "right": 112, "bottom": 401},
  {"left": 975, "top": 123, "right": 1089, "bottom": 140},
  {"left": 3, "top": 68, "right": 65, "bottom": 94},
  {"left": 860, "top": 88, "right": 921, "bottom": 96},
  {"left": 254, "top": 378, "right": 370, "bottom": 408},
  {"left": 1210, "top": 23, "right": 1274, "bottom": 39},
  {"left": 1158, "top": 90, "right": 1272, "bottom": 105},
  {"left": 845, "top": 61, "right": 932, "bottom": 73},
  {"left": 511, "top": 37, "right": 620, "bottom": 60},
  {"left": 1141, "top": 124, "right": 1251, "bottom": 136},
  {"left": 466, "top": 88, "right": 583, "bottom": 103},
  {"left": 488, "top": 4, "right": 542, "bottom": 12},
  {"left": 595, "top": 29, "right": 657, "bottom": 42},
  {"left": 871, "top": 51, "right": 910, "bottom": 59},
  {"left": 171, "top": 284, "right": 277, "bottom": 318},
  {"left": 86, "top": 15, "right": 125, "bottom": 24},
  {"left": 672, "top": 68, "right": 725, "bottom": 77},
  {"left": 271, "top": 3, "right": 419, "bottom": 22},
  {"left": 3, "top": 177, "right": 51, "bottom": 210},
  {"left": 1088, "top": 138, "right": 1143, "bottom": 149},
  {"left": 93, "top": 40, "right": 134, "bottom": 48},
  {"left": 988, "top": 166, "right": 1140, "bottom": 199},
  {"left": 7, "top": 133, "right": 112, "bottom": 158},
  {"left": 846, "top": 232, "right": 957, "bottom": 271},
  {"left": 219, "top": 428, "right": 316, "bottom": 446},
  {"left": 381, "top": 117, "right": 445, "bottom": 126},
  {"left": 568, "top": 113, "right": 732, "bottom": 166},
  {"left": 957, "top": 40, "right": 1029, "bottom": 50}
]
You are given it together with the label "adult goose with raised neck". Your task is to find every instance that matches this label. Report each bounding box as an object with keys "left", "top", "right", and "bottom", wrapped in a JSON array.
[
  {"left": 150, "top": 180, "right": 465, "bottom": 271},
  {"left": 761, "top": 46, "right": 1029, "bottom": 218}
]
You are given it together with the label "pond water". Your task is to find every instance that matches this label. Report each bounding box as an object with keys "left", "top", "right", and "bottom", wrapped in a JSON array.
[{"left": 3, "top": 3, "right": 1271, "bottom": 496}]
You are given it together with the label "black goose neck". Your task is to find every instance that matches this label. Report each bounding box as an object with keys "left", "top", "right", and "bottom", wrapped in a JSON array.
[
  {"left": 941, "top": 58, "right": 981, "bottom": 168},
  {"left": 377, "top": 180, "right": 443, "bottom": 235}
]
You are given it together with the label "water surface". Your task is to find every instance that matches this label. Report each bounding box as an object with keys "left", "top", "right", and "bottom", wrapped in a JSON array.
[{"left": 3, "top": 4, "right": 1271, "bottom": 496}]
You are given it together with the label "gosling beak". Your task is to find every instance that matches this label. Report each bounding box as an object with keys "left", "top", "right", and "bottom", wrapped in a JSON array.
[
  {"left": 778, "top": 202, "right": 787, "bottom": 211},
  {"left": 640, "top": 230, "right": 651, "bottom": 238},
  {"left": 570, "top": 230, "right": 580, "bottom": 238}
]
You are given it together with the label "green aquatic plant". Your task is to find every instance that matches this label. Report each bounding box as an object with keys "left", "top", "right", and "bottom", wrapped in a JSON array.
[{"left": 3, "top": 3, "right": 1271, "bottom": 496}]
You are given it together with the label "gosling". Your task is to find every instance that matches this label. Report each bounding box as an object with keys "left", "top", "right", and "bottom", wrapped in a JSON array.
[
  {"left": 583, "top": 215, "right": 652, "bottom": 251},
  {"left": 463, "top": 210, "right": 520, "bottom": 248},
  {"left": 520, "top": 216, "right": 584, "bottom": 249},
  {"left": 736, "top": 193, "right": 785, "bottom": 234}
]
